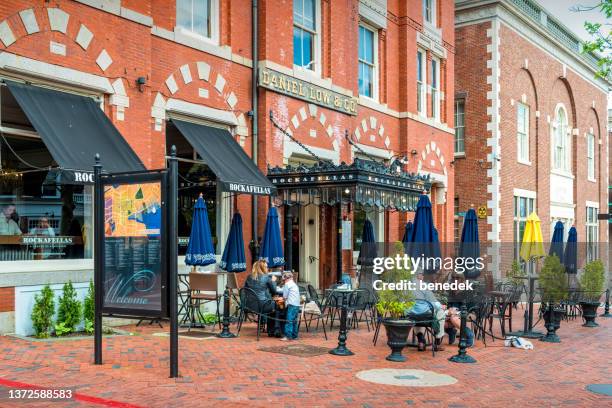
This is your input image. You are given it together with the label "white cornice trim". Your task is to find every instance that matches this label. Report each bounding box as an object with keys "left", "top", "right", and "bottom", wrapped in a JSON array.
[
  {"left": 165, "top": 98, "right": 238, "bottom": 126},
  {"left": 455, "top": 2, "right": 610, "bottom": 92}
]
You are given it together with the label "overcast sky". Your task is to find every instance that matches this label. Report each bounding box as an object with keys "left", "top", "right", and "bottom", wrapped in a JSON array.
[{"left": 537, "top": 0, "right": 608, "bottom": 42}]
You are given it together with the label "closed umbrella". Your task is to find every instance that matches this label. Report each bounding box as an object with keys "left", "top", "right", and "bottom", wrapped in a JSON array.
[
  {"left": 357, "top": 219, "right": 377, "bottom": 266},
  {"left": 259, "top": 207, "right": 285, "bottom": 268},
  {"left": 564, "top": 226, "right": 577, "bottom": 275},
  {"left": 401, "top": 221, "right": 413, "bottom": 243},
  {"left": 185, "top": 194, "right": 216, "bottom": 269},
  {"left": 549, "top": 221, "right": 565, "bottom": 260},
  {"left": 410, "top": 194, "right": 439, "bottom": 274},
  {"left": 220, "top": 213, "right": 246, "bottom": 272},
  {"left": 519, "top": 212, "right": 545, "bottom": 262},
  {"left": 459, "top": 208, "right": 480, "bottom": 278}
]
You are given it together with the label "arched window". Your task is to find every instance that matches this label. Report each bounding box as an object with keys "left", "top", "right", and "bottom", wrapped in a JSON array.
[{"left": 552, "top": 105, "right": 570, "bottom": 172}]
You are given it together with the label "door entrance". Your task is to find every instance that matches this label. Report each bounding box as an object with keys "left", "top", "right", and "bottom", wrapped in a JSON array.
[{"left": 298, "top": 204, "right": 319, "bottom": 288}]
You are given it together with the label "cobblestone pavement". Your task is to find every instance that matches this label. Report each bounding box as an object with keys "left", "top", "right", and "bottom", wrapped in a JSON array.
[{"left": 0, "top": 308, "right": 610, "bottom": 407}]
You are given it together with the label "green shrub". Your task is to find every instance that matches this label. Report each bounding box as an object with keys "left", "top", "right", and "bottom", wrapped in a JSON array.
[
  {"left": 31, "top": 285, "right": 55, "bottom": 338},
  {"left": 539, "top": 255, "right": 568, "bottom": 304},
  {"left": 54, "top": 322, "right": 71, "bottom": 336},
  {"left": 83, "top": 280, "right": 94, "bottom": 323},
  {"left": 84, "top": 320, "right": 94, "bottom": 335},
  {"left": 580, "top": 260, "right": 605, "bottom": 302},
  {"left": 376, "top": 242, "right": 415, "bottom": 319},
  {"left": 508, "top": 259, "right": 526, "bottom": 285},
  {"left": 56, "top": 281, "right": 81, "bottom": 334}
]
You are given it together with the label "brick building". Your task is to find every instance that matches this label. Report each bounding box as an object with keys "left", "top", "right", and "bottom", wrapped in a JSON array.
[
  {"left": 0, "top": 0, "right": 455, "bottom": 334},
  {"left": 454, "top": 0, "right": 610, "bottom": 278}
]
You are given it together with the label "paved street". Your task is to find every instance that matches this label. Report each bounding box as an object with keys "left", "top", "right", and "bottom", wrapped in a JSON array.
[{"left": 0, "top": 309, "right": 610, "bottom": 407}]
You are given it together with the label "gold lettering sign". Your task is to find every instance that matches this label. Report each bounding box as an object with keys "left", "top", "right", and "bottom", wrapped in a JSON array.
[{"left": 258, "top": 68, "right": 358, "bottom": 115}]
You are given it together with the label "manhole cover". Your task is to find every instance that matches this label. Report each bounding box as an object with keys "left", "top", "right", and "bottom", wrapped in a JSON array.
[
  {"left": 258, "top": 344, "right": 330, "bottom": 357},
  {"left": 357, "top": 369, "right": 457, "bottom": 387},
  {"left": 586, "top": 384, "right": 612, "bottom": 396}
]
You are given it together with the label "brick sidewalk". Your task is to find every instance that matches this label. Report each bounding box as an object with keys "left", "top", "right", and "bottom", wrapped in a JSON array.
[{"left": 0, "top": 310, "right": 610, "bottom": 407}]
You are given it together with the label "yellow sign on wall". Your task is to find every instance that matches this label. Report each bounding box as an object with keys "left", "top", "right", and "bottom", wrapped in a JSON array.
[{"left": 477, "top": 206, "right": 487, "bottom": 219}]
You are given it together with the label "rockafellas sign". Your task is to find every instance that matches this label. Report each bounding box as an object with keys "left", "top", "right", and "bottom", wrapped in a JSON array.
[{"left": 258, "top": 68, "right": 358, "bottom": 115}]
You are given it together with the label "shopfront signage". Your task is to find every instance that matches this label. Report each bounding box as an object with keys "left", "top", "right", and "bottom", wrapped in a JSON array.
[
  {"left": 258, "top": 68, "right": 358, "bottom": 116},
  {"left": 21, "top": 236, "right": 74, "bottom": 245},
  {"left": 228, "top": 183, "right": 272, "bottom": 195}
]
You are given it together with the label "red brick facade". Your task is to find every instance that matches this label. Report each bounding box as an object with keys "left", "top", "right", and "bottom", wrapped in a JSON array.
[
  {"left": 455, "top": 0, "right": 609, "bottom": 275},
  {"left": 0, "top": 0, "right": 455, "bottom": 286},
  {"left": 0, "top": 287, "right": 14, "bottom": 312}
]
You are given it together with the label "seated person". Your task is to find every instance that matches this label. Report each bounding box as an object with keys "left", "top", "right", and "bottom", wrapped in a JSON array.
[
  {"left": 244, "top": 260, "right": 282, "bottom": 336},
  {"left": 407, "top": 271, "right": 474, "bottom": 351}
]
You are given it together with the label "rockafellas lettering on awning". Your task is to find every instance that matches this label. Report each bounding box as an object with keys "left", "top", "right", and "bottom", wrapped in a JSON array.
[
  {"left": 228, "top": 183, "right": 272, "bottom": 195},
  {"left": 21, "top": 236, "right": 74, "bottom": 245}
]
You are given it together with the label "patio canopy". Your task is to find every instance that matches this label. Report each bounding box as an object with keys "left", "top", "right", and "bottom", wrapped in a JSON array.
[{"left": 267, "top": 158, "right": 431, "bottom": 211}]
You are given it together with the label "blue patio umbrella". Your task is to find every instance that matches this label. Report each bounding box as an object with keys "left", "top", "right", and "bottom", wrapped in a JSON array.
[
  {"left": 459, "top": 208, "right": 480, "bottom": 278},
  {"left": 410, "top": 194, "right": 440, "bottom": 274},
  {"left": 220, "top": 212, "right": 247, "bottom": 272},
  {"left": 185, "top": 195, "right": 216, "bottom": 268},
  {"left": 357, "top": 219, "right": 377, "bottom": 266},
  {"left": 564, "top": 226, "right": 578, "bottom": 274},
  {"left": 259, "top": 207, "right": 285, "bottom": 268},
  {"left": 549, "top": 220, "right": 565, "bottom": 260},
  {"left": 402, "top": 221, "right": 413, "bottom": 243}
]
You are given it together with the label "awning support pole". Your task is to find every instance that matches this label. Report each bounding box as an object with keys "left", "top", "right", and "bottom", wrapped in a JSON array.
[
  {"left": 337, "top": 203, "right": 343, "bottom": 283},
  {"left": 284, "top": 204, "right": 293, "bottom": 273},
  {"left": 250, "top": 0, "right": 259, "bottom": 262},
  {"left": 168, "top": 146, "right": 179, "bottom": 378},
  {"left": 93, "top": 154, "right": 103, "bottom": 365}
]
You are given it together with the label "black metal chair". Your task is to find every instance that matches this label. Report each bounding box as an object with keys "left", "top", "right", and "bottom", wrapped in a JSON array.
[{"left": 236, "top": 287, "right": 275, "bottom": 341}]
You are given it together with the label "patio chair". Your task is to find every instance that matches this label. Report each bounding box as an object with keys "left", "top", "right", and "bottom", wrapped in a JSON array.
[
  {"left": 186, "top": 272, "right": 222, "bottom": 331},
  {"left": 236, "top": 287, "right": 276, "bottom": 341},
  {"left": 349, "top": 288, "right": 374, "bottom": 331},
  {"left": 407, "top": 299, "right": 439, "bottom": 357}
]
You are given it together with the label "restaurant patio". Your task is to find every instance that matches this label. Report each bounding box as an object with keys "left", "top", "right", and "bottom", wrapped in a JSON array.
[{"left": 0, "top": 308, "right": 609, "bottom": 407}]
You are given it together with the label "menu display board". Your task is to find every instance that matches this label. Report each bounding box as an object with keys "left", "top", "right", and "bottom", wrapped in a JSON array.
[{"left": 101, "top": 178, "right": 166, "bottom": 315}]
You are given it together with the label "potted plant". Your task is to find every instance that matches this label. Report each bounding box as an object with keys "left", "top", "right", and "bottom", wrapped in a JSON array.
[
  {"left": 578, "top": 260, "right": 605, "bottom": 327},
  {"left": 376, "top": 242, "right": 415, "bottom": 362},
  {"left": 538, "top": 255, "right": 568, "bottom": 343}
]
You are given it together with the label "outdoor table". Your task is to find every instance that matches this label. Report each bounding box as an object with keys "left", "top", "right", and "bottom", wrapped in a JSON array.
[
  {"left": 507, "top": 275, "right": 543, "bottom": 338},
  {"left": 325, "top": 287, "right": 356, "bottom": 356}
]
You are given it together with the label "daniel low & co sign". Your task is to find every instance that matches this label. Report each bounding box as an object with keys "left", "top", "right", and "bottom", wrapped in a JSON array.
[{"left": 258, "top": 68, "right": 358, "bottom": 115}]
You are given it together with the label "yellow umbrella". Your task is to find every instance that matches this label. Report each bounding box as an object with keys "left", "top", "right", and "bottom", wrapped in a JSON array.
[{"left": 519, "top": 212, "right": 545, "bottom": 262}]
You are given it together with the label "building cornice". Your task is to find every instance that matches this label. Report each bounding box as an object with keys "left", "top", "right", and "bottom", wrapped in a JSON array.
[{"left": 455, "top": 0, "right": 610, "bottom": 92}]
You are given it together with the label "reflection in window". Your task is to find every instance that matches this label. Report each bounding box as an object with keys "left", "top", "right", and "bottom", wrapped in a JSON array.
[
  {"left": 177, "top": 0, "right": 213, "bottom": 39},
  {"left": 454, "top": 99, "right": 465, "bottom": 154},
  {"left": 0, "top": 135, "right": 92, "bottom": 261},
  {"left": 430, "top": 58, "right": 440, "bottom": 120},
  {"left": 553, "top": 107, "right": 569, "bottom": 171},
  {"left": 586, "top": 206, "right": 598, "bottom": 263},
  {"left": 293, "top": 0, "right": 317, "bottom": 70},
  {"left": 517, "top": 103, "right": 529, "bottom": 162},
  {"left": 358, "top": 25, "right": 375, "bottom": 98},
  {"left": 513, "top": 195, "right": 534, "bottom": 267},
  {"left": 587, "top": 133, "right": 595, "bottom": 180},
  {"left": 417, "top": 50, "right": 426, "bottom": 115}
]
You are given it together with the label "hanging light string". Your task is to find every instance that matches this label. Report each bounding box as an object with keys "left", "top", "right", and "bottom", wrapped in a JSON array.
[{"left": 269, "top": 110, "right": 331, "bottom": 164}]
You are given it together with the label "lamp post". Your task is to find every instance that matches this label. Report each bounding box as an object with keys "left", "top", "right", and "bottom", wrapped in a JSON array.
[
  {"left": 449, "top": 303, "right": 476, "bottom": 364},
  {"left": 601, "top": 288, "right": 611, "bottom": 318},
  {"left": 217, "top": 286, "right": 236, "bottom": 338},
  {"left": 329, "top": 291, "right": 354, "bottom": 356}
]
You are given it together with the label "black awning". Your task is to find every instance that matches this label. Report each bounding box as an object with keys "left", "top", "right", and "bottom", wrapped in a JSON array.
[
  {"left": 171, "top": 119, "right": 275, "bottom": 196},
  {"left": 6, "top": 81, "right": 145, "bottom": 183}
]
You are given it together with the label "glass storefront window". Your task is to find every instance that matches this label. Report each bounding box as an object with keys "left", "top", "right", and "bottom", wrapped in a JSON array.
[{"left": 0, "top": 135, "right": 93, "bottom": 261}]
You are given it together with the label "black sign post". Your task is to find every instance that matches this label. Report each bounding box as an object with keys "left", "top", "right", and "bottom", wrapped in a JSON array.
[
  {"left": 94, "top": 154, "right": 103, "bottom": 365},
  {"left": 168, "top": 146, "right": 179, "bottom": 378}
]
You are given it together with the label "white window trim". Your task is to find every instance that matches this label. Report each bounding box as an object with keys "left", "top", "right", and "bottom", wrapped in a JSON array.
[
  {"left": 551, "top": 103, "right": 572, "bottom": 176},
  {"left": 293, "top": 0, "right": 322, "bottom": 77},
  {"left": 586, "top": 133, "right": 596, "bottom": 182},
  {"left": 175, "top": 0, "right": 220, "bottom": 46},
  {"left": 430, "top": 56, "right": 441, "bottom": 121},
  {"left": 417, "top": 49, "right": 427, "bottom": 116},
  {"left": 513, "top": 188, "right": 537, "bottom": 199},
  {"left": 358, "top": 21, "right": 379, "bottom": 102},
  {"left": 517, "top": 102, "right": 531, "bottom": 165},
  {"left": 454, "top": 99, "right": 465, "bottom": 155}
]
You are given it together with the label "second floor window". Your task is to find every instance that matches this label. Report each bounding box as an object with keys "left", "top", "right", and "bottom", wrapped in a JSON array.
[
  {"left": 423, "top": 0, "right": 435, "bottom": 25},
  {"left": 293, "top": 0, "right": 317, "bottom": 71},
  {"left": 430, "top": 58, "right": 440, "bottom": 121},
  {"left": 177, "top": 0, "right": 215, "bottom": 40},
  {"left": 454, "top": 99, "right": 465, "bottom": 154},
  {"left": 358, "top": 25, "right": 376, "bottom": 98},
  {"left": 553, "top": 106, "right": 570, "bottom": 172},
  {"left": 417, "top": 50, "right": 426, "bottom": 115},
  {"left": 517, "top": 103, "right": 529, "bottom": 163},
  {"left": 514, "top": 195, "right": 535, "bottom": 265},
  {"left": 587, "top": 133, "right": 595, "bottom": 180}
]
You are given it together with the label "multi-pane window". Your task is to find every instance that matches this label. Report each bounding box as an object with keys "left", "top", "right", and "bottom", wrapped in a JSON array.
[
  {"left": 517, "top": 103, "right": 529, "bottom": 162},
  {"left": 430, "top": 58, "right": 440, "bottom": 120},
  {"left": 423, "top": 0, "right": 435, "bottom": 24},
  {"left": 587, "top": 133, "right": 595, "bottom": 180},
  {"left": 514, "top": 195, "right": 535, "bottom": 261},
  {"left": 417, "top": 50, "right": 426, "bottom": 115},
  {"left": 177, "top": 0, "right": 214, "bottom": 39},
  {"left": 293, "top": 0, "right": 317, "bottom": 70},
  {"left": 358, "top": 25, "right": 376, "bottom": 98},
  {"left": 586, "top": 206, "right": 599, "bottom": 262},
  {"left": 553, "top": 107, "right": 569, "bottom": 171},
  {"left": 454, "top": 99, "right": 465, "bottom": 154}
]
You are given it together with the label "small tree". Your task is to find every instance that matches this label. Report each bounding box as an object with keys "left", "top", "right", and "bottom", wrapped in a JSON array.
[
  {"left": 376, "top": 242, "right": 415, "bottom": 319},
  {"left": 539, "top": 255, "right": 568, "bottom": 304},
  {"left": 508, "top": 259, "right": 526, "bottom": 286},
  {"left": 56, "top": 281, "right": 81, "bottom": 335},
  {"left": 82, "top": 280, "right": 95, "bottom": 334},
  {"left": 31, "top": 285, "right": 55, "bottom": 338},
  {"left": 579, "top": 259, "right": 605, "bottom": 302}
]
